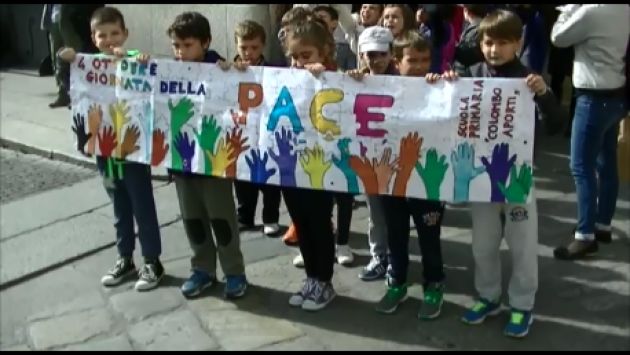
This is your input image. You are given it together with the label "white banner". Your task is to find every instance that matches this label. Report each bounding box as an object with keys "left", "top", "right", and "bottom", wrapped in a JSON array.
[{"left": 70, "top": 54, "right": 536, "bottom": 203}]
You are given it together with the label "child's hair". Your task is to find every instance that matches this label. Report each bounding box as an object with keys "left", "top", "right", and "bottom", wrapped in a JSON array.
[
  {"left": 379, "top": 4, "right": 416, "bottom": 35},
  {"left": 234, "top": 20, "right": 266, "bottom": 44},
  {"left": 462, "top": 4, "right": 488, "bottom": 18},
  {"left": 281, "top": 6, "right": 314, "bottom": 28},
  {"left": 285, "top": 17, "right": 336, "bottom": 68},
  {"left": 167, "top": 12, "right": 211, "bottom": 42},
  {"left": 313, "top": 5, "right": 339, "bottom": 21},
  {"left": 478, "top": 9, "right": 523, "bottom": 42},
  {"left": 90, "top": 6, "right": 126, "bottom": 31},
  {"left": 392, "top": 31, "right": 430, "bottom": 60}
]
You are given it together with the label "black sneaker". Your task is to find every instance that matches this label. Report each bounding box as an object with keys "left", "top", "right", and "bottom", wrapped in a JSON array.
[
  {"left": 358, "top": 256, "right": 388, "bottom": 281},
  {"left": 553, "top": 239, "right": 598, "bottom": 260},
  {"left": 134, "top": 259, "right": 165, "bottom": 291},
  {"left": 572, "top": 227, "right": 612, "bottom": 244},
  {"left": 101, "top": 257, "right": 136, "bottom": 286},
  {"left": 48, "top": 94, "right": 70, "bottom": 108}
]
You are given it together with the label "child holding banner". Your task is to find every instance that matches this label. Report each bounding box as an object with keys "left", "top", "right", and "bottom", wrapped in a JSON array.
[
  {"left": 230, "top": 20, "right": 283, "bottom": 238},
  {"left": 163, "top": 12, "right": 248, "bottom": 299},
  {"left": 281, "top": 15, "right": 340, "bottom": 311},
  {"left": 347, "top": 26, "right": 399, "bottom": 282},
  {"left": 431, "top": 9, "right": 564, "bottom": 338},
  {"left": 64, "top": 7, "right": 165, "bottom": 291},
  {"left": 374, "top": 32, "right": 449, "bottom": 320}
]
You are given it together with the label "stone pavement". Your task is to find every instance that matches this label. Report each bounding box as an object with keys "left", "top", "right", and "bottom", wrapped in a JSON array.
[{"left": 0, "top": 71, "right": 629, "bottom": 350}]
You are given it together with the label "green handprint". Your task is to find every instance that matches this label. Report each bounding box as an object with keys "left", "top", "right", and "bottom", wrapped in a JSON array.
[
  {"left": 415, "top": 148, "right": 449, "bottom": 200},
  {"left": 498, "top": 163, "right": 533, "bottom": 204},
  {"left": 168, "top": 97, "right": 195, "bottom": 170},
  {"left": 299, "top": 144, "right": 332, "bottom": 189},
  {"left": 194, "top": 115, "right": 222, "bottom": 174}
]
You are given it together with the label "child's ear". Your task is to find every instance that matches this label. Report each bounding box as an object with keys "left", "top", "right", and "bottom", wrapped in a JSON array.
[{"left": 202, "top": 38, "right": 211, "bottom": 50}]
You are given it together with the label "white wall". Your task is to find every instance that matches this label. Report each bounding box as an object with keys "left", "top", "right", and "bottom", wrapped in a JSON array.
[{"left": 115, "top": 4, "right": 277, "bottom": 61}]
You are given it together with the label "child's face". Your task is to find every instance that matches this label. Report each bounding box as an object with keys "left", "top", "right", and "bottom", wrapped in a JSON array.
[
  {"left": 360, "top": 4, "right": 382, "bottom": 26},
  {"left": 382, "top": 7, "right": 404, "bottom": 37},
  {"left": 315, "top": 10, "right": 337, "bottom": 34},
  {"left": 287, "top": 38, "right": 326, "bottom": 69},
  {"left": 361, "top": 51, "right": 392, "bottom": 75},
  {"left": 416, "top": 7, "right": 429, "bottom": 25},
  {"left": 236, "top": 37, "right": 264, "bottom": 64},
  {"left": 171, "top": 35, "right": 209, "bottom": 62},
  {"left": 480, "top": 34, "right": 521, "bottom": 67},
  {"left": 92, "top": 22, "right": 128, "bottom": 54},
  {"left": 396, "top": 47, "right": 431, "bottom": 77}
]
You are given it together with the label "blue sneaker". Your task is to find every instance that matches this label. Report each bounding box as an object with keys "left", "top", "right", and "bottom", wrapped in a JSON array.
[
  {"left": 461, "top": 298, "right": 501, "bottom": 324},
  {"left": 181, "top": 270, "right": 215, "bottom": 298},
  {"left": 225, "top": 274, "right": 248, "bottom": 299},
  {"left": 504, "top": 309, "right": 534, "bottom": 338}
]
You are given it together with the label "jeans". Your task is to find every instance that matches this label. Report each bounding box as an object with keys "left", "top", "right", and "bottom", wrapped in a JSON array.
[{"left": 570, "top": 90, "right": 627, "bottom": 237}]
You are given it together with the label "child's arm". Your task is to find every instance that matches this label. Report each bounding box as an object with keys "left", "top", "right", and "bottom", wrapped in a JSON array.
[
  {"left": 527, "top": 74, "right": 567, "bottom": 135},
  {"left": 58, "top": 47, "right": 77, "bottom": 63}
]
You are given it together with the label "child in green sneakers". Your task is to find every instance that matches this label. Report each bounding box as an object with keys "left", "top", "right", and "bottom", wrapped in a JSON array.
[{"left": 359, "top": 32, "right": 447, "bottom": 319}]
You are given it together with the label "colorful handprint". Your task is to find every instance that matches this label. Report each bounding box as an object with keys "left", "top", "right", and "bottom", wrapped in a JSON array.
[
  {"left": 245, "top": 149, "right": 276, "bottom": 184},
  {"left": 194, "top": 115, "right": 222, "bottom": 174},
  {"left": 451, "top": 142, "right": 485, "bottom": 202},
  {"left": 120, "top": 124, "right": 141, "bottom": 159},
  {"left": 416, "top": 148, "right": 449, "bottom": 200},
  {"left": 481, "top": 143, "right": 517, "bottom": 202},
  {"left": 373, "top": 148, "right": 398, "bottom": 194},
  {"left": 151, "top": 129, "right": 169, "bottom": 167},
  {"left": 207, "top": 138, "right": 235, "bottom": 176},
  {"left": 225, "top": 126, "right": 250, "bottom": 178},
  {"left": 86, "top": 104, "right": 102, "bottom": 155},
  {"left": 72, "top": 113, "right": 91, "bottom": 156},
  {"left": 168, "top": 97, "right": 195, "bottom": 169},
  {"left": 299, "top": 144, "right": 332, "bottom": 189},
  {"left": 331, "top": 138, "right": 359, "bottom": 194},
  {"left": 173, "top": 131, "right": 196, "bottom": 173},
  {"left": 97, "top": 125, "right": 117, "bottom": 158},
  {"left": 349, "top": 155, "right": 378, "bottom": 195},
  {"left": 393, "top": 132, "right": 423, "bottom": 196},
  {"left": 268, "top": 127, "right": 297, "bottom": 187},
  {"left": 498, "top": 163, "right": 533, "bottom": 203}
]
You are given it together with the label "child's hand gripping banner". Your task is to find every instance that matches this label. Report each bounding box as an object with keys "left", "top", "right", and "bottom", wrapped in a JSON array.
[{"left": 70, "top": 54, "right": 536, "bottom": 203}]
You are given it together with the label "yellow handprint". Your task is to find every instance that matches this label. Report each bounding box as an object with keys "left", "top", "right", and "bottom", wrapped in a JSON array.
[
  {"left": 206, "top": 138, "right": 235, "bottom": 177},
  {"left": 109, "top": 100, "right": 131, "bottom": 157},
  {"left": 299, "top": 144, "right": 332, "bottom": 189}
]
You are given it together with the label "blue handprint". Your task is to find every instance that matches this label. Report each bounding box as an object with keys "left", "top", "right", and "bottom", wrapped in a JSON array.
[
  {"left": 139, "top": 102, "right": 154, "bottom": 164},
  {"left": 331, "top": 138, "right": 359, "bottom": 193},
  {"left": 481, "top": 143, "right": 517, "bottom": 202},
  {"left": 174, "top": 131, "right": 195, "bottom": 173},
  {"left": 246, "top": 149, "right": 277, "bottom": 184},
  {"left": 268, "top": 127, "right": 297, "bottom": 187},
  {"left": 451, "top": 142, "right": 486, "bottom": 202}
]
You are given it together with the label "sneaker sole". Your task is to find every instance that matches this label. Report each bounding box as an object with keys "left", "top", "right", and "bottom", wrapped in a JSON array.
[
  {"left": 101, "top": 269, "right": 136, "bottom": 287},
  {"left": 289, "top": 295, "right": 305, "bottom": 307},
  {"left": 181, "top": 281, "right": 214, "bottom": 298},
  {"left": 418, "top": 300, "right": 443, "bottom": 320},
  {"left": 301, "top": 292, "right": 336, "bottom": 311},
  {"left": 225, "top": 283, "right": 248, "bottom": 299},
  {"left": 504, "top": 316, "right": 534, "bottom": 338},
  {"left": 461, "top": 306, "right": 502, "bottom": 325},
  {"left": 134, "top": 274, "right": 164, "bottom": 292},
  {"left": 375, "top": 294, "right": 408, "bottom": 314}
]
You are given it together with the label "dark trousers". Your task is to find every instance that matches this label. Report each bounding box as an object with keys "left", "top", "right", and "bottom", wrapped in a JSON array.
[
  {"left": 381, "top": 196, "right": 445, "bottom": 287},
  {"left": 97, "top": 158, "right": 162, "bottom": 259},
  {"left": 234, "top": 180, "right": 281, "bottom": 225},
  {"left": 333, "top": 192, "right": 354, "bottom": 245},
  {"left": 283, "top": 187, "right": 335, "bottom": 282}
]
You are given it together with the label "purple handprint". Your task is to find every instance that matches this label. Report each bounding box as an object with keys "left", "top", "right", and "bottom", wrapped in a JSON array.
[
  {"left": 174, "top": 131, "right": 196, "bottom": 173},
  {"left": 481, "top": 143, "right": 517, "bottom": 202},
  {"left": 246, "top": 149, "right": 277, "bottom": 184},
  {"left": 268, "top": 127, "right": 297, "bottom": 187}
]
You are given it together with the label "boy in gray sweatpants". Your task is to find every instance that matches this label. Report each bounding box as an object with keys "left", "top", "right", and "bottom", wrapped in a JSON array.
[{"left": 434, "top": 9, "right": 565, "bottom": 339}]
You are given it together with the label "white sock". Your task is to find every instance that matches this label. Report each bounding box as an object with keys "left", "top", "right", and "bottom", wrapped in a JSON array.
[
  {"left": 574, "top": 231, "right": 595, "bottom": 241},
  {"left": 595, "top": 223, "right": 612, "bottom": 232}
]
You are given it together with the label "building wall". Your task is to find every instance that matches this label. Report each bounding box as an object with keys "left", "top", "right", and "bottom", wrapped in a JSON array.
[{"left": 116, "top": 4, "right": 284, "bottom": 63}]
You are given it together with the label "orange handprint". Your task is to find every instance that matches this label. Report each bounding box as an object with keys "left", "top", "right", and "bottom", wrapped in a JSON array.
[
  {"left": 373, "top": 148, "right": 398, "bottom": 194},
  {"left": 349, "top": 155, "right": 378, "bottom": 195},
  {"left": 151, "top": 129, "right": 169, "bottom": 166},
  {"left": 120, "top": 124, "right": 141, "bottom": 159},
  {"left": 225, "top": 126, "right": 250, "bottom": 178},
  {"left": 87, "top": 104, "right": 103, "bottom": 155},
  {"left": 393, "top": 132, "right": 423, "bottom": 196}
]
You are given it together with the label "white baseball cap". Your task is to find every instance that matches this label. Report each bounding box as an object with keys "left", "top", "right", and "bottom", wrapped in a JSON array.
[{"left": 358, "top": 26, "right": 394, "bottom": 53}]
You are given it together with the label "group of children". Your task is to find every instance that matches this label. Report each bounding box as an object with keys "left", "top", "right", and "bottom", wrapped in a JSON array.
[{"left": 63, "top": 4, "right": 564, "bottom": 339}]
